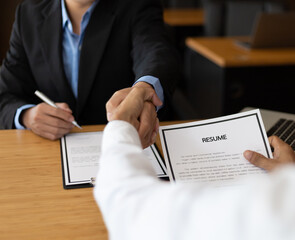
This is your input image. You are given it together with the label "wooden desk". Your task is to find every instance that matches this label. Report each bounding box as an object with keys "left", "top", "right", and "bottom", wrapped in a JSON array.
[
  {"left": 186, "top": 37, "right": 295, "bottom": 67},
  {"left": 184, "top": 37, "right": 295, "bottom": 118},
  {"left": 0, "top": 122, "right": 185, "bottom": 239},
  {"left": 163, "top": 8, "right": 204, "bottom": 27},
  {"left": 0, "top": 125, "right": 107, "bottom": 240}
]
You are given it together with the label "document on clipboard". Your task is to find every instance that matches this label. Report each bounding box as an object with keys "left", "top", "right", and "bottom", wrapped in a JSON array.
[
  {"left": 159, "top": 109, "right": 273, "bottom": 187},
  {"left": 60, "top": 131, "right": 167, "bottom": 189}
]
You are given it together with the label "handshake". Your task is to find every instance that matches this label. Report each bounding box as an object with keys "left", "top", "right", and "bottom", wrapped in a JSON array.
[{"left": 106, "top": 82, "right": 162, "bottom": 149}]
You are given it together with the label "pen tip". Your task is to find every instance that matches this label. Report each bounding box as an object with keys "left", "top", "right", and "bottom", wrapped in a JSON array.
[{"left": 72, "top": 121, "right": 82, "bottom": 129}]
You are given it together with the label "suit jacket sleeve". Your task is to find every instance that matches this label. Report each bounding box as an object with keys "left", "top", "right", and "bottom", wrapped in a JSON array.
[
  {"left": 0, "top": 3, "right": 37, "bottom": 129},
  {"left": 130, "top": 0, "right": 180, "bottom": 102}
]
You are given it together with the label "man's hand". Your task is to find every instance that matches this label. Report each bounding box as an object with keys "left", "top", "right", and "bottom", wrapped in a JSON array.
[
  {"left": 106, "top": 82, "right": 163, "bottom": 148},
  {"left": 244, "top": 136, "right": 295, "bottom": 171},
  {"left": 107, "top": 86, "right": 162, "bottom": 148},
  {"left": 22, "top": 103, "right": 75, "bottom": 140}
]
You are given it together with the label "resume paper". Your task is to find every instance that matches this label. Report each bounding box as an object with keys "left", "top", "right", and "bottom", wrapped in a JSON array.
[{"left": 159, "top": 109, "right": 272, "bottom": 186}]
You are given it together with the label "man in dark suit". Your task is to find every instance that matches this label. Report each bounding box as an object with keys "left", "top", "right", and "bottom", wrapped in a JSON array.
[{"left": 0, "top": 0, "right": 179, "bottom": 147}]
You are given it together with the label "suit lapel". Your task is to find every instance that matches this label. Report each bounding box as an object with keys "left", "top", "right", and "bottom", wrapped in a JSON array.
[
  {"left": 77, "top": 0, "right": 117, "bottom": 117},
  {"left": 37, "top": 0, "right": 76, "bottom": 111}
]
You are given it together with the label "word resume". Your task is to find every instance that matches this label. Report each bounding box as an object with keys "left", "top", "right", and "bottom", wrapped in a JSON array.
[{"left": 159, "top": 109, "right": 272, "bottom": 187}]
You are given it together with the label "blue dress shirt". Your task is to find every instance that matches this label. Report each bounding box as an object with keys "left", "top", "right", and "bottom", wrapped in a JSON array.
[
  {"left": 14, "top": 0, "right": 164, "bottom": 129},
  {"left": 61, "top": 0, "right": 98, "bottom": 98}
]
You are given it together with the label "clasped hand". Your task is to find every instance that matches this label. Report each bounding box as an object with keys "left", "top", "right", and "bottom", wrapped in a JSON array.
[{"left": 106, "top": 82, "right": 162, "bottom": 149}]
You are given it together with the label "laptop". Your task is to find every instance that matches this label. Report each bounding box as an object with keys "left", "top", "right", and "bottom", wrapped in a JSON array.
[
  {"left": 236, "top": 12, "right": 295, "bottom": 49},
  {"left": 242, "top": 107, "right": 295, "bottom": 151}
]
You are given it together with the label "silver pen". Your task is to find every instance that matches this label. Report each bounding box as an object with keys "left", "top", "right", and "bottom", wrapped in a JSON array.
[{"left": 34, "top": 90, "right": 82, "bottom": 129}]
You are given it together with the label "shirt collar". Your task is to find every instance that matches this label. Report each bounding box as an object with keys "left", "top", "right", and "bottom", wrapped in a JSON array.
[{"left": 61, "top": 0, "right": 99, "bottom": 32}]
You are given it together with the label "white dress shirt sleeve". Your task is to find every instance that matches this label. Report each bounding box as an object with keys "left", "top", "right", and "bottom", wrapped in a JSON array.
[{"left": 94, "top": 120, "right": 295, "bottom": 240}]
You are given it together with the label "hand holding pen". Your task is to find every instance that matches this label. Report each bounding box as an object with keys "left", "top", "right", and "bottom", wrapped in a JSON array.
[
  {"left": 34, "top": 91, "right": 82, "bottom": 129},
  {"left": 21, "top": 90, "right": 82, "bottom": 140}
]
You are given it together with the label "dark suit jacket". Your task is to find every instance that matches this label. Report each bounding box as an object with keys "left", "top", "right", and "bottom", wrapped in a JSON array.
[{"left": 0, "top": 0, "right": 180, "bottom": 128}]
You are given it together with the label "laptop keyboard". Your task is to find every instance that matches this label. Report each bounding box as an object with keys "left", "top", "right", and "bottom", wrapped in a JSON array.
[{"left": 267, "top": 119, "right": 295, "bottom": 151}]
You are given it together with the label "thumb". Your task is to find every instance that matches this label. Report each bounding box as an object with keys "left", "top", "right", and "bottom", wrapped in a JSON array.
[
  {"left": 244, "top": 150, "right": 273, "bottom": 171},
  {"left": 151, "top": 93, "right": 163, "bottom": 107},
  {"left": 56, "top": 103, "right": 73, "bottom": 113},
  {"left": 140, "top": 88, "right": 162, "bottom": 107}
]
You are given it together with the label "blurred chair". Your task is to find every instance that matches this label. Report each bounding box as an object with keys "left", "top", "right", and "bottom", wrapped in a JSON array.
[{"left": 203, "top": 0, "right": 287, "bottom": 36}]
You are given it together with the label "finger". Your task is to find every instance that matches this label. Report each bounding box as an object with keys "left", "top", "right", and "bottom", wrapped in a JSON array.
[
  {"left": 269, "top": 135, "right": 285, "bottom": 149},
  {"left": 106, "top": 88, "right": 131, "bottom": 120},
  {"left": 136, "top": 88, "right": 162, "bottom": 107},
  {"left": 56, "top": 103, "right": 73, "bottom": 113},
  {"left": 243, "top": 150, "right": 275, "bottom": 171},
  {"left": 126, "top": 88, "right": 161, "bottom": 107},
  {"left": 122, "top": 88, "right": 162, "bottom": 115},
  {"left": 110, "top": 88, "right": 161, "bottom": 129},
  {"left": 132, "top": 82, "right": 162, "bottom": 107},
  {"left": 154, "top": 117, "right": 160, "bottom": 133},
  {"left": 22, "top": 105, "right": 73, "bottom": 140},
  {"left": 270, "top": 135, "right": 293, "bottom": 153},
  {"left": 150, "top": 118, "right": 159, "bottom": 145},
  {"left": 31, "top": 104, "right": 74, "bottom": 129},
  {"left": 39, "top": 113, "right": 75, "bottom": 129},
  {"left": 138, "top": 102, "right": 157, "bottom": 148},
  {"left": 29, "top": 113, "right": 73, "bottom": 140},
  {"left": 150, "top": 131, "right": 157, "bottom": 146},
  {"left": 269, "top": 135, "right": 294, "bottom": 159},
  {"left": 31, "top": 122, "right": 72, "bottom": 140},
  {"left": 38, "top": 103, "right": 75, "bottom": 123},
  {"left": 133, "top": 81, "right": 154, "bottom": 89},
  {"left": 30, "top": 111, "right": 74, "bottom": 131},
  {"left": 140, "top": 120, "right": 157, "bottom": 149},
  {"left": 150, "top": 92, "right": 163, "bottom": 107}
]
